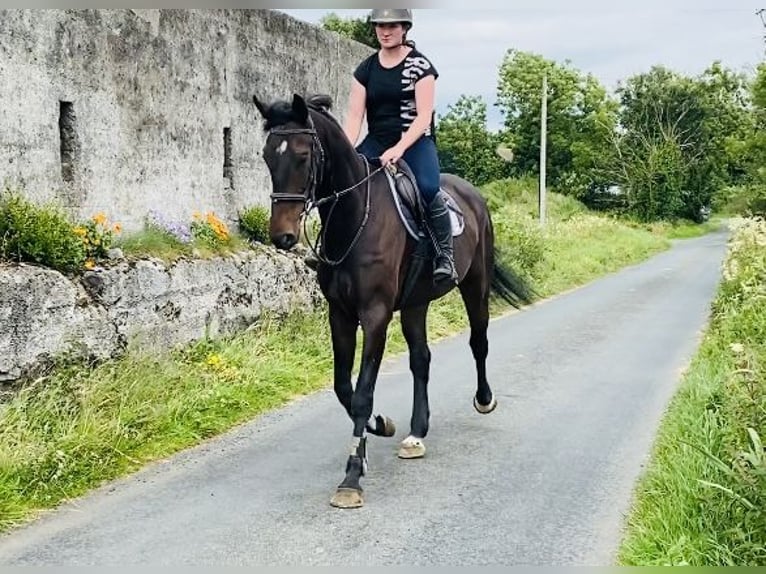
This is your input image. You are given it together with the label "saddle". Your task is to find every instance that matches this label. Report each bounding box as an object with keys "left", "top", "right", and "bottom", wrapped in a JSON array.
[
  {"left": 368, "top": 157, "right": 465, "bottom": 308},
  {"left": 376, "top": 159, "right": 465, "bottom": 240}
]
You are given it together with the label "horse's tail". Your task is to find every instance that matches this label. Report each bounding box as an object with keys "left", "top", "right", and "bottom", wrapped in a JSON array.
[{"left": 490, "top": 248, "right": 536, "bottom": 309}]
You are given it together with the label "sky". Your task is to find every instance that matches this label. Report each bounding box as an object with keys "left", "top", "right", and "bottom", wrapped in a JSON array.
[{"left": 280, "top": 2, "right": 765, "bottom": 130}]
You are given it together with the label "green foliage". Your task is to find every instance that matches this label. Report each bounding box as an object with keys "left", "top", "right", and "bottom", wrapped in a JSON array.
[
  {"left": 698, "top": 62, "right": 753, "bottom": 185},
  {"left": 115, "top": 226, "right": 191, "bottom": 262},
  {"left": 613, "top": 64, "right": 752, "bottom": 222},
  {"left": 481, "top": 176, "right": 587, "bottom": 222},
  {"left": 742, "top": 63, "right": 766, "bottom": 208},
  {"left": 74, "top": 213, "right": 120, "bottom": 266},
  {"left": 622, "top": 133, "right": 686, "bottom": 221},
  {"left": 479, "top": 179, "right": 546, "bottom": 276},
  {"left": 190, "top": 212, "right": 231, "bottom": 248},
  {"left": 494, "top": 210, "right": 546, "bottom": 278},
  {"left": 238, "top": 204, "right": 271, "bottom": 244},
  {"left": 490, "top": 52, "right": 758, "bottom": 223},
  {"left": 436, "top": 95, "right": 510, "bottom": 186},
  {"left": 119, "top": 210, "right": 248, "bottom": 262},
  {"left": 0, "top": 191, "right": 86, "bottom": 273},
  {"left": 746, "top": 185, "right": 766, "bottom": 218},
  {"left": 715, "top": 184, "right": 766, "bottom": 218},
  {"left": 495, "top": 49, "right": 618, "bottom": 199},
  {"left": 319, "top": 13, "right": 377, "bottom": 48},
  {"left": 752, "top": 62, "right": 766, "bottom": 110}
]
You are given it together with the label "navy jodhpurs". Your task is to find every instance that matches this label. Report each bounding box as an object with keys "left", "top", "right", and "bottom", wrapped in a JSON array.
[{"left": 356, "top": 135, "right": 441, "bottom": 203}]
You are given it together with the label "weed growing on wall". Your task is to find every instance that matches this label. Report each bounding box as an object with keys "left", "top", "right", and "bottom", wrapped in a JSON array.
[{"left": 238, "top": 205, "right": 270, "bottom": 244}]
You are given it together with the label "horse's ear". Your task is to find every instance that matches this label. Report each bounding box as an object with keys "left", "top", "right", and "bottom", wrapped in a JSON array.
[
  {"left": 253, "top": 94, "right": 268, "bottom": 119},
  {"left": 292, "top": 93, "right": 309, "bottom": 124}
]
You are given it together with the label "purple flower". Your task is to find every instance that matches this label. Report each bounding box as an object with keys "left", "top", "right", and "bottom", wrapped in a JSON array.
[{"left": 147, "top": 210, "right": 192, "bottom": 244}]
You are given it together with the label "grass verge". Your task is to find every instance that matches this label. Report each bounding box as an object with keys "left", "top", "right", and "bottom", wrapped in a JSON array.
[{"left": 618, "top": 217, "right": 765, "bottom": 566}]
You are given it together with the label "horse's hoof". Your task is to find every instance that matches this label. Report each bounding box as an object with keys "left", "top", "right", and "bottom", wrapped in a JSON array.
[
  {"left": 473, "top": 395, "right": 498, "bottom": 414},
  {"left": 378, "top": 416, "right": 396, "bottom": 437},
  {"left": 398, "top": 436, "right": 426, "bottom": 459},
  {"left": 367, "top": 414, "right": 396, "bottom": 437},
  {"left": 330, "top": 487, "right": 364, "bottom": 509}
]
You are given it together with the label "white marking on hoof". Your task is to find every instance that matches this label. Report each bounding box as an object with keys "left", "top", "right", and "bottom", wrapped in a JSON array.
[
  {"left": 473, "top": 395, "right": 498, "bottom": 414},
  {"left": 330, "top": 488, "right": 364, "bottom": 509},
  {"left": 398, "top": 435, "right": 426, "bottom": 459}
]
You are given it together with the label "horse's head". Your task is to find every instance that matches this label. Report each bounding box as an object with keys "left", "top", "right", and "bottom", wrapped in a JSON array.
[{"left": 253, "top": 93, "right": 326, "bottom": 251}]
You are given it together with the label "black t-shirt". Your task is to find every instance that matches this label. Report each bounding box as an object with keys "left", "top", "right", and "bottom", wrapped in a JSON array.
[{"left": 353, "top": 48, "right": 439, "bottom": 149}]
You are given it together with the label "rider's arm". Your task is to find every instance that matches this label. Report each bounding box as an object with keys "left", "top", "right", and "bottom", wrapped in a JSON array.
[
  {"left": 343, "top": 78, "right": 367, "bottom": 146},
  {"left": 395, "top": 75, "right": 435, "bottom": 152}
]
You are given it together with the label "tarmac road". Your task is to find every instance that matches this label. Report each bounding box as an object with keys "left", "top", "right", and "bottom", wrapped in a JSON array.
[{"left": 0, "top": 230, "right": 729, "bottom": 565}]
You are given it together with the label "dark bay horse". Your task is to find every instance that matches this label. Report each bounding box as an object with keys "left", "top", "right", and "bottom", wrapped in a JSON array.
[{"left": 253, "top": 93, "right": 533, "bottom": 508}]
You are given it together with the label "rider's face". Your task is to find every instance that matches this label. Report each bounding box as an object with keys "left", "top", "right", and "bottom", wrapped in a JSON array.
[{"left": 375, "top": 23, "right": 406, "bottom": 48}]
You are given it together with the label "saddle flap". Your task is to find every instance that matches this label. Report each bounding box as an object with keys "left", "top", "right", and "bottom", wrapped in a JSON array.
[
  {"left": 390, "top": 160, "right": 426, "bottom": 218},
  {"left": 382, "top": 164, "right": 465, "bottom": 241}
]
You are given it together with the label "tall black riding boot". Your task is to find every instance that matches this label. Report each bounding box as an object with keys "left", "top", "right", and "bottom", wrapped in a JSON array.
[{"left": 427, "top": 194, "right": 458, "bottom": 284}]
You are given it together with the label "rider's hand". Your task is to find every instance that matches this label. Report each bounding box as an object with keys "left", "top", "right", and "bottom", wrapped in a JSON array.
[{"left": 380, "top": 144, "right": 406, "bottom": 166}]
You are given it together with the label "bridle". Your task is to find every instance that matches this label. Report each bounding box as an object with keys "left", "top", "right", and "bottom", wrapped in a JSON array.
[{"left": 267, "top": 111, "right": 385, "bottom": 266}]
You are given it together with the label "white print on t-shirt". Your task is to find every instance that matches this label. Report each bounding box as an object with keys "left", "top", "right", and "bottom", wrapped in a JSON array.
[{"left": 400, "top": 55, "right": 434, "bottom": 136}]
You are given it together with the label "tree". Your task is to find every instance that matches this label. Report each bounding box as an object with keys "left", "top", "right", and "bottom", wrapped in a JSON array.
[
  {"left": 744, "top": 63, "right": 766, "bottom": 169},
  {"left": 319, "top": 13, "right": 377, "bottom": 49},
  {"left": 753, "top": 63, "right": 766, "bottom": 109},
  {"left": 495, "top": 49, "right": 618, "bottom": 200},
  {"left": 740, "top": 63, "right": 766, "bottom": 216},
  {"left": 615, "top": 64, "right": 752, "bottom": 221},
  {"left": 435, "top": 95, "right": 510, "bottom": 186},
  {"left": 693, "top": 62, "right": 751, "bottom": 186}
]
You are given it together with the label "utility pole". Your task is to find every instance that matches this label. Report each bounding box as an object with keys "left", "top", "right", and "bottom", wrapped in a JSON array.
[
  {"left": 539, "top": 72, "right": 548, "bottom": 227},
  {"left": 759, "top": 9, "right": 766, "bottom": 55}
]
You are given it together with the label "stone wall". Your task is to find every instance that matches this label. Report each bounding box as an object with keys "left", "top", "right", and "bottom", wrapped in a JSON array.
[
  {"left": 0, "top": 247, "right": 323, "bottom": 384},
  {"left": 0, "top": 9, "right": 372, "bottom": 232}
]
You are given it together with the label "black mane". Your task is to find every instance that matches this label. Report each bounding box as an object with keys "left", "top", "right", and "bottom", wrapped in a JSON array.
[{"left": 306, "top": 94, "right": 333, "bottom": 112}]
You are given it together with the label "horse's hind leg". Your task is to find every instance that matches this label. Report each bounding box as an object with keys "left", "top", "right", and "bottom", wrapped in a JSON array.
[
  {"left": 398, "top": 304, "right": 431, "bottom": 459},
  {"left": 458, "top": 257, "right": 497, "bottom": 414}
]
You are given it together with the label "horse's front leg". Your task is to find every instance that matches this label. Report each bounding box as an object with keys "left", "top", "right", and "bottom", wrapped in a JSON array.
[
  {"left": 330, "top": 301, "right": 393, "bottom": 509},
  {"left": 329, "top": 303, "right": 396, "bottom": 438},
  {"left": 329, "top": 303, "right": 357, "bottom": 418}
]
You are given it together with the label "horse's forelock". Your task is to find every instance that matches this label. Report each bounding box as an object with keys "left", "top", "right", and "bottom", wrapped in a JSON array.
[
  {"left": 262, "top": 101, "right": 295, "bottom": 131},
  {"left": 260, "top": 94, "right": 337, "bottom": 132}
]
